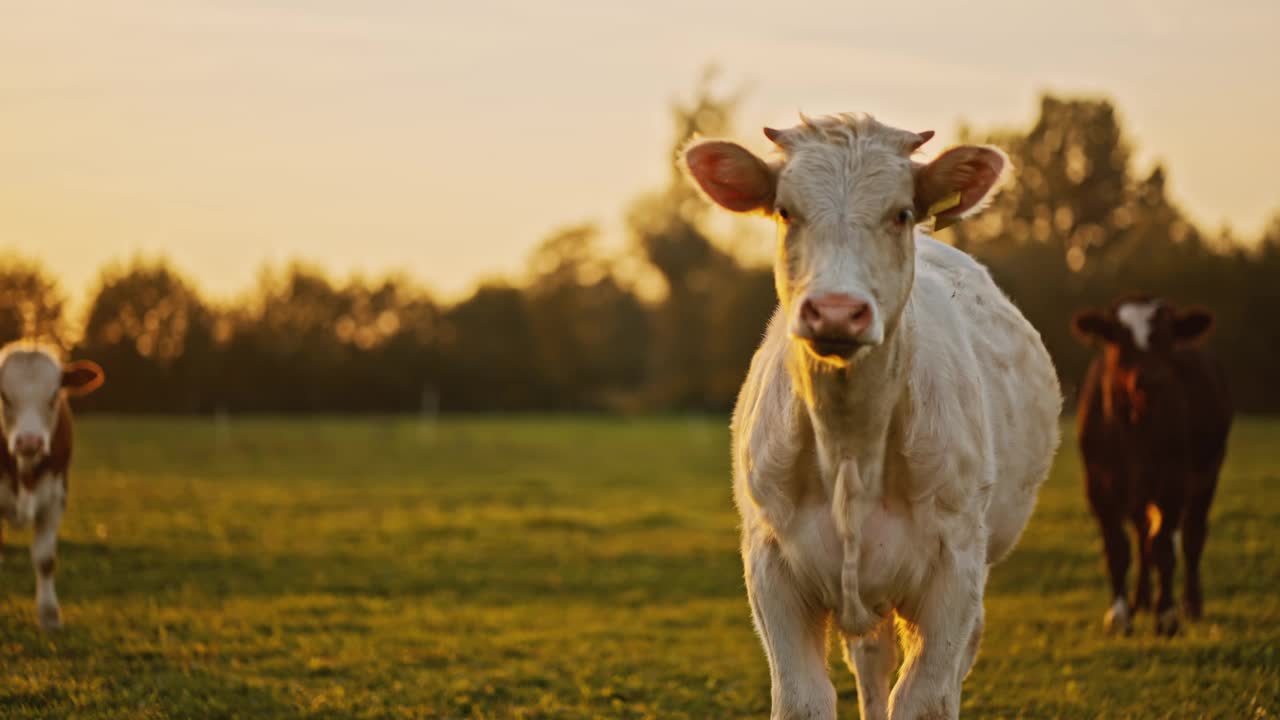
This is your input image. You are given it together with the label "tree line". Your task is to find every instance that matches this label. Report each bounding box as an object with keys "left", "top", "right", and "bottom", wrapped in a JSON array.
[{"left": 5, "top": 84, "right": 1280, "bottom": 414}]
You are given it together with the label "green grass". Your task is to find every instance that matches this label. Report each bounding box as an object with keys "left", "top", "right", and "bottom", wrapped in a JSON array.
[{"left": 0, "top": 415, "right": 1277, "bottom": 719}]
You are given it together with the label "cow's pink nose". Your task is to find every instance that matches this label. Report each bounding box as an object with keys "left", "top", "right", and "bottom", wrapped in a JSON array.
[
  {"left": 800, "top": 294, "right": 873, "bottom": 340},
  {"left": 13, "top": 434, "right": 43, "bottom": 456}
]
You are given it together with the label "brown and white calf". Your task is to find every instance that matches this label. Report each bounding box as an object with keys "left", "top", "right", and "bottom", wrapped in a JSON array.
[
  {"left": 0, "top": 344, "right": 104, "bottom": 630},
  {"left": 683, "top": 114, "right": 1061, "bottom": 720},
  {"left": 1072, "top": 297, "right": 1232, "bottom": 637}
]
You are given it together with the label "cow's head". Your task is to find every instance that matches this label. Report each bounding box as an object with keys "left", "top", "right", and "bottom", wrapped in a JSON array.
[
  {"left": 682, "top": 113, "right": 1008, "bottom": 367},
  {"left": 0, "top": 345, "right": 103, "bottom": 476},
  {"left": 1072, "top": 297, "right": 1214, "bottom": 422}
]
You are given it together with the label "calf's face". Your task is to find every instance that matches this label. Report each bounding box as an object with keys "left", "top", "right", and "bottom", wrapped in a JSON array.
[
  {"left": 682, "top": 114, "right": 1008, "bottom": 366},
  {"left": 0, "top": 351, "right": 103, "bottom": 473},
  {"left": 1073, "top": 299, "right": 1213, "bottom": 421}
]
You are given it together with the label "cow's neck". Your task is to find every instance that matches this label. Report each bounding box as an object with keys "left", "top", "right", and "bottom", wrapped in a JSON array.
[{"left": 788, "top": 306, "right": 914, "bottom": 497}]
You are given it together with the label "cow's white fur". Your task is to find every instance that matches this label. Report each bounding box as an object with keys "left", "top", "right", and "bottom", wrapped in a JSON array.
[
  {"left": 30, "top": 479, "right": 64, "bottom": 628},
  {"left": 11, "top": 469, "right": 63, "bottom": 529},
  {"left": 690, "top": 115, "right": 1061, "bottom": 719},
  {"left": 1117, "top": 301, "right": 1159, "bottom": 350},
  {"left": 0, "top": 467, "right": 65, "bottom": 630},
  {"left": 0, "top": 346, "right": 64, "bottom": 471},
  {"left": 1104, "top": 594, "right": 1131, "bottom": 635}
]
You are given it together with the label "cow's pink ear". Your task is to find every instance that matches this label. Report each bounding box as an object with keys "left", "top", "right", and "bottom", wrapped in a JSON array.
[
  {"left": 915, "top": 145, "right": 1009, "bottom": 230},
  {"left": 62, "top": 360, "right": 104, "bottom": 397},
  {"left": 682, "top": 140, "right": 775, "bottom": 213},
  {"left": 1173, "top": 307, "right": 1214, "bottom": 345},
  {"left": 1072, "top": 310, "right": 1119, "bottom": 346}
]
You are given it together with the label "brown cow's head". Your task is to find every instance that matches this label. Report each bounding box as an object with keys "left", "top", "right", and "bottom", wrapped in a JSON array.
[
  {"left": 0, "top": 345, "right": 104, "bottom": 477},
  {"left": 1072, "top": 296, "right": 1214, "bottom": 422}
]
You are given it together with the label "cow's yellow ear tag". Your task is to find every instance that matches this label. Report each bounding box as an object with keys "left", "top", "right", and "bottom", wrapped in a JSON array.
[{"left": 928, "top": 191, "right": 962, "bottom": 217}]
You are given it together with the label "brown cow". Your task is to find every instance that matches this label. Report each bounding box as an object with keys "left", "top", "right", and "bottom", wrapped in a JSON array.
[
  {"left": 1072, "top": 296, "right": 1232, "bottom": 637},
  {"left": 0, "top": 343, "right": 104, "bottom": 630}
]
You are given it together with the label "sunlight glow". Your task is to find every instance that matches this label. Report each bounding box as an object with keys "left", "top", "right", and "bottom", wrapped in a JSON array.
[{"left": 2, "top": 1, "right": 1277, "bottom": 305}]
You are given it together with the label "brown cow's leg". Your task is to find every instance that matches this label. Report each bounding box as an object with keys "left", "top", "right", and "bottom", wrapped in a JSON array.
[
  {"left": 1180, "top": 511, "right": 1207, "bottom": 621},
  {"left": 1087, "top": 465, "right": 1133, "bottom": 635},
  {"left": 1130, "top": 509, "right": 1153, "bottom": 614},
  {"left": 1150, "top": 523, "right": 1179, "bottom": 637},
  {"left": 31, "top": 500, "right": 63, "bottom": 631},
  {"left": 1097, "top": 512, "right": 1132, "bottom": 635},
  {"left": 1181, "top": 483, "right": 1216, "bottom": 621},
  {"left": 1152, "top": 476, "right": 1189, "bottom": 637}
]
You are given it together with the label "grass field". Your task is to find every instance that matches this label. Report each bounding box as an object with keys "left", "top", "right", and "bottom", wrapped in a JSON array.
[{"left": 0, "top": 416, "right": 1277, "bottom": 719}]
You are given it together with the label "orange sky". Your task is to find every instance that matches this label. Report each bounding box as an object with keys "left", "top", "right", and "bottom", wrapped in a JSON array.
[{"left": 2, "top": 1, "right": 1277, "bottom": 307}]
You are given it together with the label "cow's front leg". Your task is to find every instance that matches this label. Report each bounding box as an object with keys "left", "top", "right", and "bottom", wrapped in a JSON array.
[
  {"left": 843, "top": 614, "right": 898, "bottom": 720},
  {"left": 745, "top": 537, "right": 836, "bottom": 720},
  {"left": 1130, "top": 508, "right": 1153, "bottom": 614},
  {"left": 889, "top": 551, "right": 984, "bottom": 720},
  {"left": 1150, "top": 522, "right": 1180, "bottom": 637},
  {"left": 1180, "top": 480, "right": 1216, "bottom": 621},
  {"left": 31, "top": 499, "right": 63, "bottom": 631},
  {"left": 1150, "top": 481, "right": 1185, "bottom": 637}
]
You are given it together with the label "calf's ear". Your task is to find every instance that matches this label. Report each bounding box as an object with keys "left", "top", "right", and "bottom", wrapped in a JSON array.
[
  {"left": 1173, "top": 307, "right": 1214, "bottom": 345},
  {"left": 681, "top": 140, "right": 776, "bottom": 213},
  {"left": 62, "top": 360, "right": 104, "bottom": 397},
  {"left": 915, "top": 145, "right": 1010, "bottom": 230},
  {"left": 1072, "top": 310, "right": 1119, "bottom": 346}
]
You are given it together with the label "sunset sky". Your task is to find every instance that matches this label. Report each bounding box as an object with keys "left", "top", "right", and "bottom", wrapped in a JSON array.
[{"left": 2, "top": 1, "right": 1277, "bottom": 307}]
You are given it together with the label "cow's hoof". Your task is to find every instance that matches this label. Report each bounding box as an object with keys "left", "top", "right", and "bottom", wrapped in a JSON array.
[
  {"left": 1103, "top": 598, "right": 1132, "bottom": 636},
  {"left": 38, "top": 604, "right": 62, "bottom": 631},
  {"left": 1182, "top": 599, "right": 1204, "bottom": 622},
  {"left": 1155, "top": 608, "right": 1179, "bottom": 637}
]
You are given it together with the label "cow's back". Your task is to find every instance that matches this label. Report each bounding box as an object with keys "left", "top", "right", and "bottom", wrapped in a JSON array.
[{"left": 910, "top": 236, "right": 1062, "bottom": 563}]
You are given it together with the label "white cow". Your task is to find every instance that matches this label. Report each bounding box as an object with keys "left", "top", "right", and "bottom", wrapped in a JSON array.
[
  {"left": 683, "top": 114, "right": 1061, "bottom": 719},
  {"left": 0, "top": 343, "right": 104, "bottom": 630}
]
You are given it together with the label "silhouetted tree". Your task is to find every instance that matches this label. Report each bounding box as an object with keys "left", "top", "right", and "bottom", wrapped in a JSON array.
[
  {"left": 437, "top": 283, "right": 540, "bottom": 411},
  {"left": 0, "top": 257, "right": 65, "bottom": 345},
  {"left": 524, "top": 224, "right": 650, "bottom": 410},
  {"left": 627, "top": 69, "right": 770, "bottom": 410},
  {"left": 222, "top": 266, "right": 349, "bottom": 411},
  {"left": 12, "top": 85, "right": 1279, "bottom": 414},
  {"left": 947, "top": 95, "right": 1276, "bottom": 409},
  {"left": 75, "top": 260, "right": 216, "bottom": 412}
]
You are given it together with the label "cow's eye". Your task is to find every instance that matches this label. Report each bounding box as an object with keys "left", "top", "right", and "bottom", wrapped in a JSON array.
[
  {"left": 777, "top": 206, "right": 791, "bottom": 222},
  {"left": 893, "top": 207, "right": 914, "bottom": 226}
]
